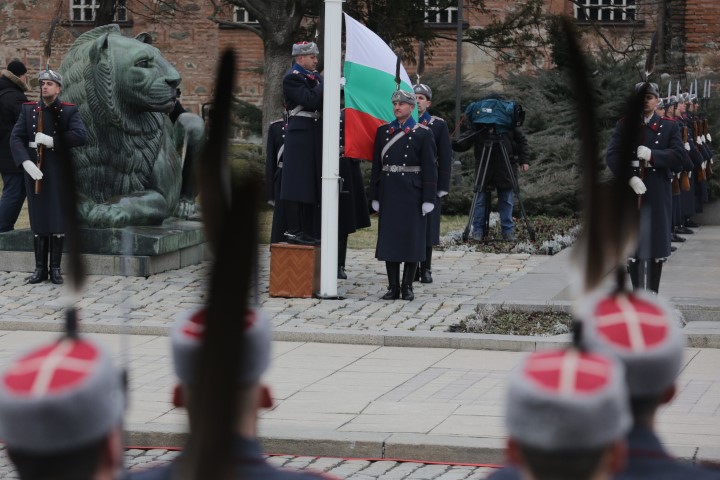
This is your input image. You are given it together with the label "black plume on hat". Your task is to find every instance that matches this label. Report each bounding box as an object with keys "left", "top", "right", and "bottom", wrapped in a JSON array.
[{"left": 7, "top": 60, "right": 26, "bottom": 77}]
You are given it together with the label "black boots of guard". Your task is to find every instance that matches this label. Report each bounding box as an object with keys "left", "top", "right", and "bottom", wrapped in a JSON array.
[
  {"left": 27, "top": 235, "right": 63, "bottom": 285},
  {"left": 27, "top": 235, "right": 49, "bottom": 284},
  {"left": 382, "top": 262, "right": 401, "bottom": 300},
  {"left": 401, "top": 262, "right": 417, "bottom": 301},
  {"left": 627, "top": 258, "right": 662, "bottom": 293}
]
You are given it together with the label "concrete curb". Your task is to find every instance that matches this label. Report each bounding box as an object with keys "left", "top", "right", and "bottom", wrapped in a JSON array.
[{"left": 1, "top": 321, "right": 717, "bottom": 350}]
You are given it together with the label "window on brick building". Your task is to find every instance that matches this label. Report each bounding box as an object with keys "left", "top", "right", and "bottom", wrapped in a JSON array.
[
  {"left": 70, "top": 0, "right": 127, "bottom": 22},
  {"left": 574, "top": 0, "right": 637, "bottom": 23},
  {"left": 424, "top": 0, "right": 459, "bottom": 24},
  {"left": 234, "top": 7, "right": 259, "bottom": 23}
]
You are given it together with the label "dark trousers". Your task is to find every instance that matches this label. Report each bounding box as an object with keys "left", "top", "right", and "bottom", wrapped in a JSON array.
[{"left": 0, "top": 172, "right": 26, "bottom": 233}]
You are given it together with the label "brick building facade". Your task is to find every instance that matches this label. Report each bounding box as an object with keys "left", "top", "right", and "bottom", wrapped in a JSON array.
[{"left": 1, "top": 1, "right": 718, "bottom": 118}]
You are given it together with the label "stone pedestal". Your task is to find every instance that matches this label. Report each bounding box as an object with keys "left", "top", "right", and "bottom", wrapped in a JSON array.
[{"left": 0, "top": 219, "right": 209, "bottom": 277}]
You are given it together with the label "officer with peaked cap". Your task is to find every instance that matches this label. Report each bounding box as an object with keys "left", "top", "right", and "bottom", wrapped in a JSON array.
[
  {"left": 131, "top": 307, "right": 338, "bottom": 480},
  {"left": 279, "top": 41, "right": 323, "bottom": 246},
  {"left": 413, "top": 83, "right": 451, "bottom": 284},
  {"left": 488, "top": 348, "right": 632, "bottom": 480},
  {"left": 579, "top": 290, "right": 720, "bottom": 479},
  {"left": 606, "top": 82, "right": 684, "bottom": 293},
  {"left": 10, "top": 68, "right": 86, "bottom": 285},
  {"left": 370, "top": 89, "right": 437, "bottom": 301},
  {"left": 0, "top": 334, "right": 125, "bottom": 479}
]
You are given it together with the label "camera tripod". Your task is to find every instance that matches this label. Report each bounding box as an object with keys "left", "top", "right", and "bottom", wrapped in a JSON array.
[{"left": 461, "top": 134, "right": 536, "bottom": 242}]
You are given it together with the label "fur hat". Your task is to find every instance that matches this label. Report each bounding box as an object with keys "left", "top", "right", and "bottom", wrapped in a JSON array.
[
  {"left": 0, "top": 337, "right": 124, "bottom": 453},
  {"left": 171, "top": 307, "right": 271, "bottom": 387},
  {"left": 391, "top": 89, "right": 416, "bottom": 106},
  {"left": 7, "top": 60, "right": 27, "bottom": 77},
  {"left": 38, "top": 69, "right": 63, "bottom": 87},
  {"left": 292, "top": 42, "right": 319, "bottom": 56},
  {"left": 579, "top": 290, "right": 684, "bottom": 398},
  {"left": 635, "top": 82, "right": 660, "bottom": 98},
  {"left": 413, "top": 84, "right": 433, "bottom": 100},
  {"left": 506, "top": 349, "right": 631, "bottom": 450}
]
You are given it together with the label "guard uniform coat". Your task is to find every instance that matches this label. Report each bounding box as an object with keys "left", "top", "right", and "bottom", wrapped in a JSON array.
[
  {"left": 370, "top": 117, "right": 437, "bottom": 262},
  {"left": 606, "top": 113, "right": 684, "bottom": 260},
  {"left": 419, "top": 111, "right": 452, "bottom": 245},
  {"left": 0, "top": 72, "right": 28, "bottom": 174},
  {"left": 129, "top": 437, "right": 338, "bottom": 480},
  {"left": 339, "top": 109, "right": 370, "bottom": 237},
  {"left": 280, "top": 63, "right": 323, "bottom": 205},
  {"left": 615, "top": 425, "right": 720, "bottom": 479},
  {"left": 266, "top": 119, "right": 288, "bottom": 243},
  {"left": 10, "top": 98, "right": 86, "bottom": 235}
]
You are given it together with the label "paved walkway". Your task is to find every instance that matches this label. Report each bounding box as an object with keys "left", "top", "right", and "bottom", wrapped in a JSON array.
[{"left": 1, "top": 203, "right": 720, "bottom": 476}]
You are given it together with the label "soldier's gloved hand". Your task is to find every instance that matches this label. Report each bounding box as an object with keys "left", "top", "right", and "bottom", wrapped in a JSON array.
[
  {"left": 697, "top": 136, "right": 703, "bottom": 145},
  {"left": 267, "top": 200, "right": 275, "bottom": 207},
  {"left": 701, "top": 135, "right": 707, "bottom": 143},
  {"left": 371, "top": 200, "right": 380, "bottom": 212},
  {"left": 22, "top": 160, "right": 43, "bottom": 180},
  {"left": 628, "top": 176, "right": 647, "bottom": 195},
  {"left": 707, "top": 133, "right": 712, "bottom": 142},
  {"left": 437, "top": 190, "right": 448, "bottom": 198},
  {"left": 685, "top": 142, "right": 691, "bottom": 152},
  {"left": 35, "top": 132, "right": 54, "bottom": 148},
  {"left": 421, "top": 202, "right": 435, "bottom": 216},
  {"left": 636, "top": 146, "right": 652, "bottom": 162},
  {"left": 702, "top": 161, "right": 707, "bottom": 170}
]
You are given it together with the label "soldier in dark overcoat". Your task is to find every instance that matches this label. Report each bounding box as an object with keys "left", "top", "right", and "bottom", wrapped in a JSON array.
[
  {"left": 676, "top": 96, "right": 702, "bottom": 231},
  {"left": 10, "top": 69, "right": 86, "bottom": 285},
  {"left": 337, "top": 108, "right": 370, "bottom": 279},
  {"left": 606, "top": 82, "right": 684, "bottom": 292},
  {"left": 413, "top": 83, "right": 451, "bottom": 284},
  {"left": 370, "top": 90, "right": 437, "bottom": 301},
  {"left": 265, "top": 118, "right": 288, "bottom": 244},
  {"left": 280, "top": 41, "right": 323, "bottom": 246}
]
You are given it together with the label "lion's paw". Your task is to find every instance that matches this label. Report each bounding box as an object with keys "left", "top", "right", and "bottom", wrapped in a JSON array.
[{"left": 175, "top": 199, "right": 201, "bottom": 220}]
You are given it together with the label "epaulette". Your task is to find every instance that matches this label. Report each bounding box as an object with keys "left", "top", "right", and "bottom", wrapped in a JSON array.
[
  {"left": 60, "top": 102, "right": 76, "bottom": 106},
  {"left": 413, "top": 124, "right": 430, "bottom": 131},
  {"left": 270, "top": 118, "right": 284, "bottom": 125},
  {"left": 430, "top": 115, "right": 445, "bottom": 124},
  {"left": 292, "top": 70, "right": 302, "bottom": 75}
]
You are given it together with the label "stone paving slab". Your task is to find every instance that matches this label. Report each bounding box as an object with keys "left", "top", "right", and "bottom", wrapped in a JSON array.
[{"left": 0, "top": 331, "right": 717, "bottom": 467}]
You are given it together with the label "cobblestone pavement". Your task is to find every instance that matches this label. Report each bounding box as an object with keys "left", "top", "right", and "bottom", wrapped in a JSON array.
[
  {"left": 0, "top": 249, "right": 548, "bottom": 333},
  {"left": 0, "top": 446, "right": 498, "bottom": 479}
]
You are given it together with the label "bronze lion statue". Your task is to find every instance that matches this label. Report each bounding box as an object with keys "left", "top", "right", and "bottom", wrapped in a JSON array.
[{"left": 60, "top": 24, "right": 204, "bottom": 228}]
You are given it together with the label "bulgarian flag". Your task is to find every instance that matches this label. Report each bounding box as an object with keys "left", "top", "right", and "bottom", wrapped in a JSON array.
[{"left": 343, "top": 13, "right": 415, "bottom": 161}]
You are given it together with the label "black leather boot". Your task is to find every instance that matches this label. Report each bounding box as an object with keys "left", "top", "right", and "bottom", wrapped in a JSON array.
[
  {"left": 401, "top": 262, "right": 417, "bottom": 301},
  {"left": 338, "top": 235, "right": 348, "bottom": 279},
  {"left": 627, "top": 259, "right": 639, "bottom": 291},
  {"left": 420, "top": 247, "right": 433, "bottom": 283},
  {"left": 27, "top": 235, "right": 49, "bottom": 284},
  {"left": 649, "top": 260, "right": 663, "bottom": 293},
  {"left": 381, "top": 262, "right": 400, "bottom": 300},
  {"left": 49, "top": 235, "right": 64, "bottom": 284}
]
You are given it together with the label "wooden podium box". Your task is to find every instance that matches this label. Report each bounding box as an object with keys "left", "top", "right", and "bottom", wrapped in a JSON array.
[{"left": 269, "top": 243, "right": 320, "bottom": 298}]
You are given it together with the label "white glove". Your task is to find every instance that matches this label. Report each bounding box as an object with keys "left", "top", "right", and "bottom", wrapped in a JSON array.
[
  {"left": 421, "top": 202, "right": 435, "bottom": 216},
  {"left": 267, "top": 200, "right": 275, "bottom": 207},
  {"left": 22, "top": 160, "right": 43, "bottom": 180},
  {"left": 689, "top": 170, "right": 693, "bottom": 179},
  {"left": 684, "top": 142, "right": 691, "bottom": 151},
  {"left": 701, "top": 135, "right": 707, "bottom": 143},
  {"left": 371, "top": 200, "right": 380, "bottom": 212},
  {"left": 35, "top": 132, "right": 54, "bottom": 148},
  {"left": 629, "top": 176, "right": 646, "bottom": 195},
  {"left": 437, "top": 190, "right": 448, "bottom": 198},
  {"left": 636, "top": 146, "right": 652, "bottom": 161},
  {"left": 702, "top": 161, "right": 707, "bottom": 170},
  {"left": 697, "top": 136, "right": 703, "bottom": 145},
  {"left": 707, "top": 133, "right": 712, "bottom": 142}
]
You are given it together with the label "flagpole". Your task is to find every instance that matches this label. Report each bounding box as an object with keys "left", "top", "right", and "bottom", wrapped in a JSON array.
[{"left": 319, "top": 0, "right": 343, "bottom": 298}]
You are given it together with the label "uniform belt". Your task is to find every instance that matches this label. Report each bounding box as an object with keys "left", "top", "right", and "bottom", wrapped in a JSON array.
[
  {"left": 382, "top": 165, "right": 421, "bottom": 173},
  {"left": 292, "top": 111, "right": 321, "bottom": 119}
]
